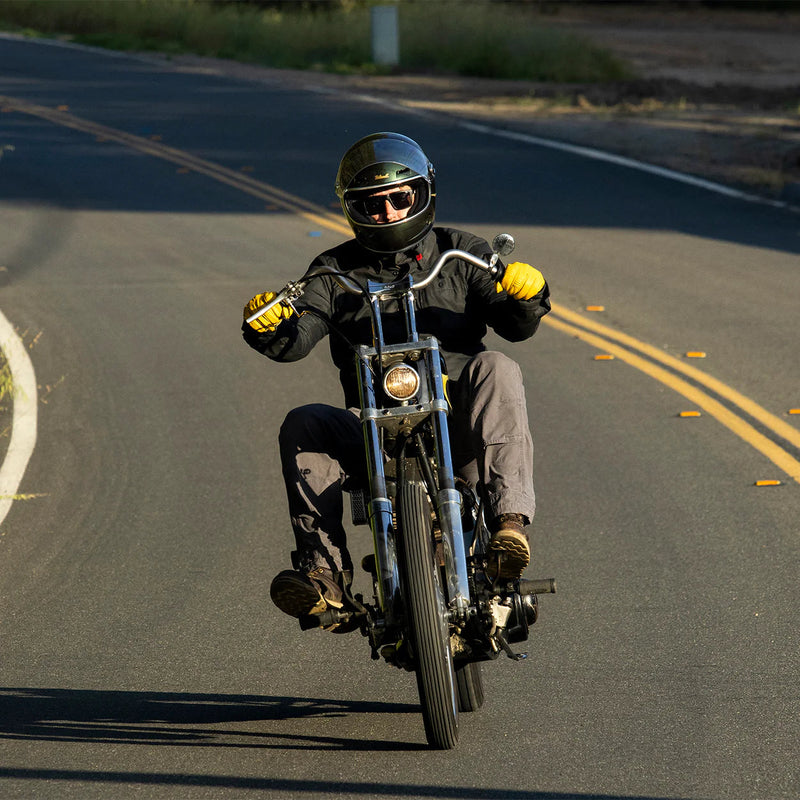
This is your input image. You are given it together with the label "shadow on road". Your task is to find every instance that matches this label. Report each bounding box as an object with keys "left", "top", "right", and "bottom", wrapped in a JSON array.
[
  {"left": 0, "top": 688, "right": 694, "bottom": 799},
  {"left": 0, "top": 767, "right": 687, "bottom": 800},
  {"left": 0, "top": 686, "right": 423, "bottom": 752}
]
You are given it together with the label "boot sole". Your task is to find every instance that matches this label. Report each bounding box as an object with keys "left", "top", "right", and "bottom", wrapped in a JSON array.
[
  {"left": 487, "top": 532, "right": 530, "bottom": 579},
  {"left": 270, "top": 574, "right": 327, "bottom": 618}
]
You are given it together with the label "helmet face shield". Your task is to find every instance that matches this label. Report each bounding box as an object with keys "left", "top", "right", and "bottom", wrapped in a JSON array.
[
  {"left": 344, "top": 178, "right": 430, "bottom": 224},
  {"left": 335, "top": 132, "right": 436, "bottom": 253},
  {"left": 348, "top": 186, "right": 417, "bottom": 219}
]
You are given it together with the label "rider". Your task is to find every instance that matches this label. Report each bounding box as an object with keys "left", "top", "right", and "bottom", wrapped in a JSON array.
[{"left": 243, "top": 132, "right": 550, "bottom": 628}]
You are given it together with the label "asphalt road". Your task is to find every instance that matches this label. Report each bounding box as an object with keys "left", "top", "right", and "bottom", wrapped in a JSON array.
[{"left": 0, "top": 36, "right": 798, "bottom": 800}]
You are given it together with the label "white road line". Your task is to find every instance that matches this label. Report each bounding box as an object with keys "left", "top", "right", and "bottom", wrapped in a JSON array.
[
  {"left": 456, "top": 121, "right": 796, "bottom": 211},
  {"left": 0, "top": 311, "right": 38, "bottom": 528},
  {"left": 312, "top": 88, "right": 799, "bottom": 214}
]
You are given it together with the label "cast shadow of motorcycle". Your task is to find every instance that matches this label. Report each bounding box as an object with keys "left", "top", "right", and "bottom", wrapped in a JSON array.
[{"left": 250, "top": 234, "right": 556, "bottom": 750}]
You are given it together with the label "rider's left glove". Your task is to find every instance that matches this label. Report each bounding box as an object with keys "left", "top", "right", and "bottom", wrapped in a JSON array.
[
  {"left": 244, "top": 291, "right": 294, "bottom": 333},
  {"left": 497, "top": 262, "right": 546, "bottom": 300}
]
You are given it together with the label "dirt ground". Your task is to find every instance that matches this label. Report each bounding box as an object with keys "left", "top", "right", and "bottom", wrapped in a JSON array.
[{"left": 168, "top": 5, "right": 800, "bottom": 203}]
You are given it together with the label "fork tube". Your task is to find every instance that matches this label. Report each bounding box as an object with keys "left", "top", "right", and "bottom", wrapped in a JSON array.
[
  {"left": 433, "top": 412, "right": 470, "bottom": 614},
  {"left": 369, "top": 294, "right": 385, "bottom": 347},
  {"left": 356, "top": 349, "right": 401, "bottom": 623},
  {"left": 427, "top": 347, "right": 470, "bottom": 614},
  {"left": 403, "top": 289, "right": 419, "bottom": 343},
  {"left": 369, "top": 293, "right": 386, "bottom": 373},
  {"left": 365, "top": 420, "right": 400, "bottom": 622}
]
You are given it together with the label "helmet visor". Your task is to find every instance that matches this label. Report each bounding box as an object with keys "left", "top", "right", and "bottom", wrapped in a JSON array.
[
  {"left": 344, "top": 179, "right": 430, "bottom": 225},
  {"left": 351, "top": 188, "right": 415, "bottom": 218}
]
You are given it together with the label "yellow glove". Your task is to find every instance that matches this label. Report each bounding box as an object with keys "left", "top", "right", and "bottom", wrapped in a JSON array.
[
  {"left": 243, "top": 291, "right": 294, "bottom": 333},
  {"left": 497, "top": 261, "right": 546, "bottom": 300}
]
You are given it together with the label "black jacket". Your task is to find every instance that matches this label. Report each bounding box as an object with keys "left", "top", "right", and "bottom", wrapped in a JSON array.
[{"left": 243, "top": 227, "right": 551, "bottom": 408}]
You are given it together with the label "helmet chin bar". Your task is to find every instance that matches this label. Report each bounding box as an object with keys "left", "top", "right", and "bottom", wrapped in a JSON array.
[{"left": 353, "top": 218, "right": 433, "bottom": 254}]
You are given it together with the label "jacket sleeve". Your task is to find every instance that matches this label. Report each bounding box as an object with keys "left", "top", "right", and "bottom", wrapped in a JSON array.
[
  {"left": 484, "top": 274, "right": 551, "bottom": 342},
  {"left": 462, "top": 233, "right": 551, "bottom": 342}
]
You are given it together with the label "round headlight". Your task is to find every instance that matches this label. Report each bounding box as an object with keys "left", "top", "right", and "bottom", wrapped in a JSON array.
[{"left": 383, "top": 364, "right": 420, "bottom": 401}]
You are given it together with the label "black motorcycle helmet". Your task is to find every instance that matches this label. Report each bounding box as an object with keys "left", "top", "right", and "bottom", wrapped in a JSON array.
[{"left": 335, "top": 132, "right": 436, "bottom": 253}]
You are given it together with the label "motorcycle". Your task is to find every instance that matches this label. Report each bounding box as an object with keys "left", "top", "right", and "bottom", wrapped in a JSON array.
[{"left": 248, "top": 233, "right": 556, "bottom": 749}]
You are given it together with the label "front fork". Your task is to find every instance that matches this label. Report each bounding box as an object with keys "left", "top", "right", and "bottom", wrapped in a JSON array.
[{"left": 357, "top": 345, "right": 471, "bottom": 629}]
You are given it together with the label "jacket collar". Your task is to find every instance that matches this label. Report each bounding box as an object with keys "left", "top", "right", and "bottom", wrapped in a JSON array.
[
  {"left": 348, "top": 230, "right": 438, "bottom": 277},
  {"left": 387, "top": 230, "right": 438, "bottom": 272}
]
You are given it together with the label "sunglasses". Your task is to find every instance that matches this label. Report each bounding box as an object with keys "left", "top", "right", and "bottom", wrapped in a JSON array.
[{"left": 354, "top": 189, "right": 415, "bottom": 217}]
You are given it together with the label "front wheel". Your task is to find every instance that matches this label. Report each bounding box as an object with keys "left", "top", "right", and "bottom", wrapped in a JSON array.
[{"left": 398, "top": 481, "right": 459, "bottom": 749}]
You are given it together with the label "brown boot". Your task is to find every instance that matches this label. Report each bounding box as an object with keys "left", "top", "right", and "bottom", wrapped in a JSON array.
[
  {"left": 486, "top": 513, "right": 530, "bottom": 580},
  {"left": 270, "top": 566, "right": 346, "bottom": 619}
]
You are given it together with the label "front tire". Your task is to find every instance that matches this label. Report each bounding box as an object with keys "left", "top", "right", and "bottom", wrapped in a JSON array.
[{"left": 398, "top": 481, "right": 459, "bottom": 749}]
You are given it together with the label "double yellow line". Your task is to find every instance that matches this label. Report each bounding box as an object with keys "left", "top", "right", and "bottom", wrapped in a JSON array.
[
  {"left": 545, "top": 308, "right": 800, "bottom": 484},
  {"left": 0, "top": 95, "right": 351, "bottom": 237},
  {"left": 4, "top": 95, "right": 799, "bottom": 484}
]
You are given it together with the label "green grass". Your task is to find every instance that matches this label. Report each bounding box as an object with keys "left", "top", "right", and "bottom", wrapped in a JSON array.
[
  {"left": 0, "top": 357, "right": 11, "bottom": 407},
  {"left": 0, "top": 0, "right": 634, "bottom": 82},
  {"left": 0, "top": 354, "right": 11, "bottom": 443}
]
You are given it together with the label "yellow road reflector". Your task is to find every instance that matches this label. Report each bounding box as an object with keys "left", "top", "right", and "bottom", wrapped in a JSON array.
[
  {"left": 685, "top": 351, "right": 707, "bottom": 358},
  {"left": 57, "top": 104, "right": 69, "bottom": 111},
  {"left": 755, "top": 480, "right": 782, "bottom": 487},
  {"left": 679, "top": 411, "right": 701, "bottom": 417},
  {"left": 594, "top": 354, "right": 615, "bottom": 361},
  {"left": 150, "top": 134, "right": 162, "bottom": 141},
  {"left": 177, "top": 167, "right": 191, "bottom": 174},
  {"left": 241, "top": 165, "right": 255, "bottom": 173},
  {"left": 789, "top": 409, "right": 800, "bottom": 415},
  {"left": 586, "top": 305, "right": 605, "bottom": 312}
]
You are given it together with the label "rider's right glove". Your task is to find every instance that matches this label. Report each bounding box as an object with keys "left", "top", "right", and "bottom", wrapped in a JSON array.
[
  {"left": 243, "top": 291, "right": 294, "bottom": 333},
  {"left": 497, "top": 261, "right": 546, "bottom": 301}
]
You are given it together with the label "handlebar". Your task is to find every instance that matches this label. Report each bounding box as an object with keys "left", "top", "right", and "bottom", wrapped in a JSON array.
[
  {"left": 245, "top": 246, "right": 507, "bottom": 325},
  {"left": 415, "top": 248, "right": 505, "bottom": 289}
]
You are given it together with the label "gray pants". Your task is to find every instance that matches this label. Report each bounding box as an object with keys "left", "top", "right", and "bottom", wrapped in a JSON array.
[{"left": 278, "top": 351, "right": 536, "bottom": 572}]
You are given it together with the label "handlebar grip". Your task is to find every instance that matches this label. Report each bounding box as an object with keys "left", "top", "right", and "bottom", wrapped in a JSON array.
[{"left": 518, "top": 578, "right": 557, "bottom": 595}]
